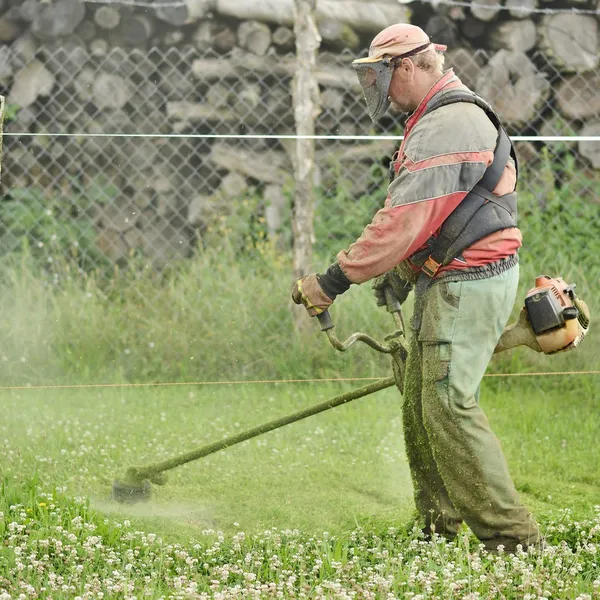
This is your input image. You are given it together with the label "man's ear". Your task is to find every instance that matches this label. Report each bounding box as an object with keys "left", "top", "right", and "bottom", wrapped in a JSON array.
[{"left": 399, "top": 58, "right": 415, "bottom": 81}]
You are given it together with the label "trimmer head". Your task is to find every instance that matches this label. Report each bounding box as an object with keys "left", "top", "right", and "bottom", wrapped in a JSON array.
[{"left": 112, "top": 478, "right": 152, "bottom": 504}]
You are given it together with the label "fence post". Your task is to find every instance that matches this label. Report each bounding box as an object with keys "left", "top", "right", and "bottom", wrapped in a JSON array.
[
  {"left": 291, "top": 0, "right": 321, "bottom": 329},
  {"left": 0, "top": 96, "right": 4, "bottom": 185}
]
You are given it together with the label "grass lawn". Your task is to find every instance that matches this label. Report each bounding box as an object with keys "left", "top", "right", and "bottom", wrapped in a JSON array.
[{"left": 1, "top": 376, "right": 599, "bottom": 597}]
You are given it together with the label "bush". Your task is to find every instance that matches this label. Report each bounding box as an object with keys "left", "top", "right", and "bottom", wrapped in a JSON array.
[{"left": 0, "top": 185, "right": 114, "bottom": 275}]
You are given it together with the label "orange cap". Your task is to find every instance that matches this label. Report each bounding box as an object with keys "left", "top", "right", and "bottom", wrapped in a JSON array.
[{"left": 368, "top": 23, "right": 447, "bottom": 60}]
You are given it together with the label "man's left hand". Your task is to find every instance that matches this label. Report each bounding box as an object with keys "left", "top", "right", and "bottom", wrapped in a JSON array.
[{"left": 291, "top": 274, "right": 334, "bottom": 317}]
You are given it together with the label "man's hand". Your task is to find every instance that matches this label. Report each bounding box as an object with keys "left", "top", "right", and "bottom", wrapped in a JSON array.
[
  {"left": 372, "top": 270, "right": 413, "bottom": 308},
  {"left": 291, "top": 274, "right": 334, "bottom": 317}
]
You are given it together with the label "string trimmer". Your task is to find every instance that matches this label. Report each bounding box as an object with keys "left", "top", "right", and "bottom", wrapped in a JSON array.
[{"left": 112, "top": 275, "right": 590, "bottom": 503}]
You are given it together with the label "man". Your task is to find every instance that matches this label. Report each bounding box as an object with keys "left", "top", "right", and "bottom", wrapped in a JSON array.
[{"left": 292, "top": 23, "right": 540, "bottom": 552}]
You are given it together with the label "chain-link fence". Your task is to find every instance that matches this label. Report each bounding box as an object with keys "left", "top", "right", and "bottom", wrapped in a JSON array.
[{"left": 0, "top": 43, "right": 598, "bottom": 382}]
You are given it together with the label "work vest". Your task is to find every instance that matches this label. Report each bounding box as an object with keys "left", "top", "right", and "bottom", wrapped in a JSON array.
[
  {"left": 404, "top": 89, "right": 519, "bottom": 330},
  {"left": 406, "top": 89, "right": 518, "bottom": 278}
]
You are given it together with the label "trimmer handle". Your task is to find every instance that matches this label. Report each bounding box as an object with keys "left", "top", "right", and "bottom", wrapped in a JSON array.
[
  {"left": 384, "top": 286, "right": 402, "bottom": 313},
  {"left": 317, "top": 310, "right": 334, "bottom": 331}
]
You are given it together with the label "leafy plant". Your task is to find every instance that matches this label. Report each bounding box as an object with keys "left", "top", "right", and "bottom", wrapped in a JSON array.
[
  {"left": 2, "top": 102, "right": 21, "bottom": 123},
  {"left": 0, "top": 185, "right": 113, "bottom": 276}
]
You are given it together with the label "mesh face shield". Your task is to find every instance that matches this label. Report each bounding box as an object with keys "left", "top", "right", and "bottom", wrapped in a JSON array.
[
  {"left": 352, "top": 40, "right": 446, "bottom": 123},
  {"left": 352, "top": 57, "right": 396, "bottom": 124}
]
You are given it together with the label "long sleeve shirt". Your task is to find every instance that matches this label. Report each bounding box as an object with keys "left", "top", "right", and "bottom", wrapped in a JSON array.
[{"left": 336, "top": 70, "right": 522, "bottom": 284}]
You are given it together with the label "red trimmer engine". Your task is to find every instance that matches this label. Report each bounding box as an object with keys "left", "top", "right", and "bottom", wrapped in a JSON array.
[{"left": 524, "top": 276, "right": 590, "bottom": 354}]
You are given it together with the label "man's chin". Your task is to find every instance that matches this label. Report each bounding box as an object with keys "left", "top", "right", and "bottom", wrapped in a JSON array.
[{"left": 390, "top": 101, "right": 408, "bottom": 114}]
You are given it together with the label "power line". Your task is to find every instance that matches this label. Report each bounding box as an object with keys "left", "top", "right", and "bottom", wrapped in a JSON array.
[
  {"left": 421, "top": 0, "right": 600, "bottom": 16},
  {"left": 1, "top": 371, "right": 599, "bottom": 391},
  {"left": 80, "top": 0, "right": 600, "bottom": 15},
  {"left": 83, "top": 0, "right": 187, "bottom": 7},
  {"left": 3, "top": 132, "right": 599, "bottom": 142}
]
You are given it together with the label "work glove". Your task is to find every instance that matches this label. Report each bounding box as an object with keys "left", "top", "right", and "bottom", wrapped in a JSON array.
[
  {"left": 291, "top": 274, "right": 334, "bottom": 317},
  {"left": 372, "top": 270, "right": 413, "bottom": 308}
]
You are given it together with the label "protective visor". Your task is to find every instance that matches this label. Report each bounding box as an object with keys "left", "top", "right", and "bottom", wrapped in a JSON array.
[
  {"left": 352, "top": 41, "right": 444, "bottom": 123},
  {"left": 352, "top": 56, "right": 397, "bottom": 124}
]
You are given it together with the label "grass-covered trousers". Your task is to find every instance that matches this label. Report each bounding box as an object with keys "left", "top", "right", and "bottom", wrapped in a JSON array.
[{"left": 400, "top": 263, "right": 540, "bottom": 551}]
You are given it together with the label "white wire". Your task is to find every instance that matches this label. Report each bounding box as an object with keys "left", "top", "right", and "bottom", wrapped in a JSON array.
[
  {"left": 421, "top": 0, "right": 600, "bottom": 15},
  {"left": 3, "top": 132, "right": 600, "bottom": 142},
  {"left": 83, "top": 0, "right": 187, "bottom": 7},
  {"left": 81, "top": 0, "right": 600, "bottom": 15}
]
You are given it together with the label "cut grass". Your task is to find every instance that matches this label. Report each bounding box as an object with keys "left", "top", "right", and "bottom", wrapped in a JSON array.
[
  {"left": 1, "top": 377, "right": 599, "bottom": 597},
  {"left": 1, "top": 377, "right": 598, "bottom": 537}
]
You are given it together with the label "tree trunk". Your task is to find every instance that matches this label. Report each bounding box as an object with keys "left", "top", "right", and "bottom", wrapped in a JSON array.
[
  {"left": 317, "top": 18, "right": 359, "bottom": 51},
  {"left": 47, "top": 89, "right": 85, "bottom": 123},
  {"left": 155, "top": 0, "right": 211, "bottom": 26},
  {"left": 94, "top": 6, "right": 121, "bottom": 30},
  {"left": 213, "top": 22, "right": 237, "bottom": 52},
  {"left": 31, "top": 0, "right": 85, "bottom": 40},
  {"left": 43, "top": 35, "right": 89, "bottom": 79},
  {"left": 193, "top": 20, "right": 212, "bottom": 50},
  {"left": 18, "top": 0, "right": 43, "bottom": 22},
  {"left": 191, "top": 52, "right": 359, "bottom": 90},
  {"left": 506, "top": 0, "right": 538, "bottom": 18},
  {"left": 264, "top": 184, "right": 287, "bottom": 240},
  {"left": 75, "top": 19, "right": 97, "bottom": 42},
  {"left": 0, "top": 95, "right": 4, "bottom": 186},
  {"left": 9, "top": 32, "right": 36, "bottom": 71},
  {"left": 158, "top": 63, "right": 196, "bottom": 101},
  {"left": 475, "top": 50, "right": 550, "bottom": 128},
  {"left": 215, "top": 0, "right": 408, "bottom": 34},
  {"left": 579, "top": 121, "right": 600, "bottom": 169},
  {"left": 238, "top": 20, "right": 272, "bottom": 55},
  {"left": 163, "top": 30, "right": 185, "bottom": 46},
  {"left": 92, "top": 73, "right": 135, "bottom": 110},
  {"left": 291, "top": 0, "right": 321, "bottom": 331},
  {"left": 424, "top": 15, "right": 458, "bottom": 48},
  {"left": 8, "top": 59, "right": 55, "bottom": 108},
  {"left": 272, "top": 25, "right": 294, "bottom": 50},
  {"left": 166, "top": 101, "right": 238, "bottom": 122},
  {"left": 459, "top": 16, "right": 485, "bottom": 41},
  {"left": 470, "top": 0, "right": 501, "bottom": 21},
  {"left": 89, "top": 38, "right": 108, "bottom": 57},
  {"left": 555, "top": 74, "right": 600, "bottom": 120},
  {"left": 109, "top": 14, "right": 155, "bottom": 47},
  {"left": 0, "top": 45, "right": 12, "bottom": 81},
  {"left": 489, "top": 19, "right": 537, "bottom": 52},
  {"left": 208, "top": 142, "right": 291, "bottom": 184},
  {"left": 444, "top": 47, "right": 484, "bottom": 91},
  {"left": 0, "top": 10, "right": 23, "bottom": 42},
  {"left": 231, "top": 82, "right": 262, "bottom": 117},
  {"left": 265, "top": 86, "right": 293, "bottom": 123},
  {"left": 539, "top": 13, "right": 598, "bottom": 73}
]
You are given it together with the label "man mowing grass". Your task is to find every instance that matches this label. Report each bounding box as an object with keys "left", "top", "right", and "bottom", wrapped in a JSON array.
[{"left": 292, "top": 23, "right": 540, "bottom": 552}]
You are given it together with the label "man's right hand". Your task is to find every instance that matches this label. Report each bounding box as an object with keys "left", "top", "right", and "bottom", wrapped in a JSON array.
[{"left": 372, "top": 270, "right": 413, "bottom": 308}]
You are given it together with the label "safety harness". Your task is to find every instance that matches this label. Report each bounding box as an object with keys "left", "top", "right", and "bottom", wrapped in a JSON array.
[{"left": 408, "top": 89, "right": 519, "bottom": 330}]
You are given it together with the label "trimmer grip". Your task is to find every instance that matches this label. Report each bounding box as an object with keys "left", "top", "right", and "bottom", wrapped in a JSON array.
[
  {"left": 317, "top": 310, "right": 334, "bottom": 331},
  {"left": 384, "top": 286, "right": 402, "bottom": 313}
]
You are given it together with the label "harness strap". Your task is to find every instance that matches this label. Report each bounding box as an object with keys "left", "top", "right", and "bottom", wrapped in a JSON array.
[
  {"left": 409, "top": 90, "right": 518, "bottom": 331},
  {"left": 419, "top": 131, "right": 513, "bottom": 280}
]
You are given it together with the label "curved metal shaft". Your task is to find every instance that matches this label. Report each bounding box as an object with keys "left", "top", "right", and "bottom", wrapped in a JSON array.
[{"left": 323, "top": 329, "right": 393, "bottom": 353}]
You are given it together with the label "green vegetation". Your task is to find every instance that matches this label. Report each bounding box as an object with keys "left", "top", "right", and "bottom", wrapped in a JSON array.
[
  {"left": 0, "top": 241, "right": 597, "bottom": 387},
  {"left": 0, "top": 144, "right": 598, "bottom": 597},
  {"left": 0, "top": 379, "right": 598, "bottom": 597}
]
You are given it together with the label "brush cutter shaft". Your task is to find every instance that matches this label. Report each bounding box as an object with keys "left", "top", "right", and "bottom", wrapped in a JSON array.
[
  {"left": 317, "top": 310, "right": 394, "bottom": 353},
  {"left": 131, "top": 376, "right": 396, "bottom": 480},
  {"left": 324, "top": 327, "right": 394, "bottom": 353},
  {"left": 317, "top": 284, "right": 406, "bottom": 354}
]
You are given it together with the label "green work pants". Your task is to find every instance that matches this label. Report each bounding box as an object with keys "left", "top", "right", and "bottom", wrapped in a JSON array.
[{"left": 402, "top": 264, "right": 540, "bottom": 551}]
